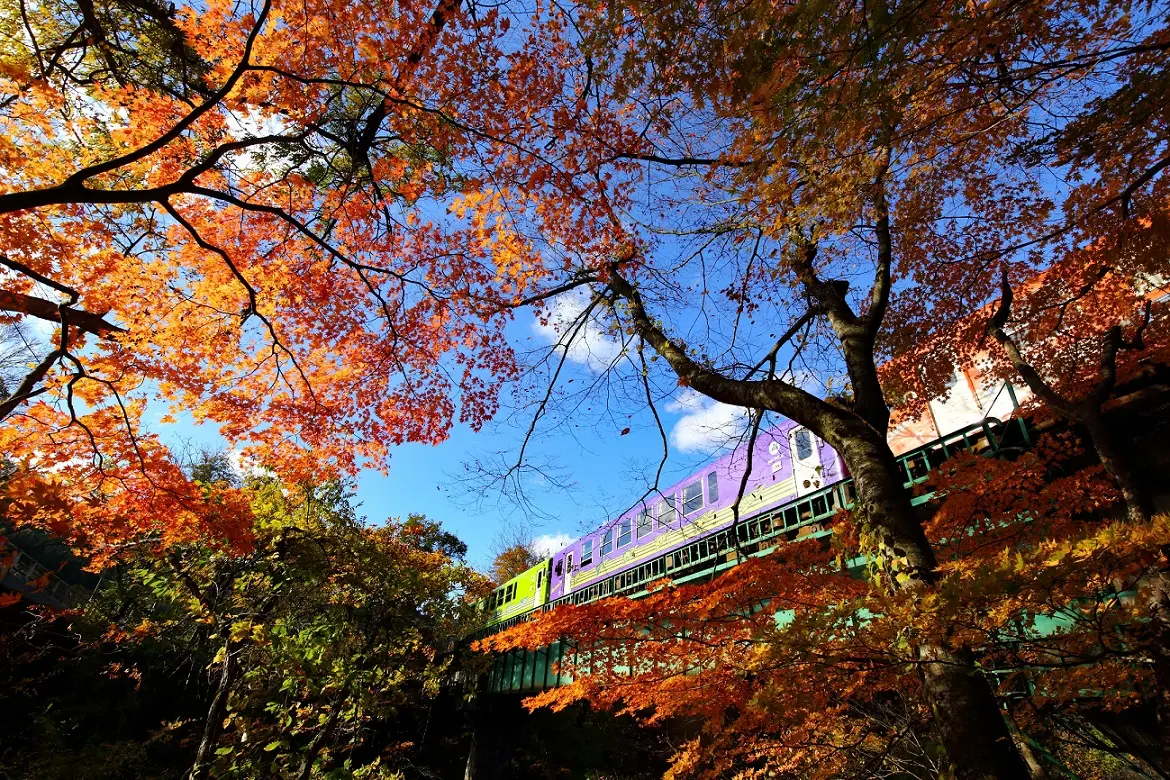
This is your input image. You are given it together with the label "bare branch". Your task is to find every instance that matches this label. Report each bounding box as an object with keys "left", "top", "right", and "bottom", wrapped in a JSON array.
[
  {"left": 605, "top": 261, "right": 840, "bottom": 429},
  {"left": 0, "top": 254, "right": 80, "bottom": 303},
  {"left": 984, "top": 267, "right": 1073, "bottom": 416},
  {"left": 745, "top": 309, "right": 817, "bottom": 380},
  {"left": 0, "top": 347, "right": 61, "bottom": 421},
  {"left": 728, "top": 406, "right": 764, "bottom": 562},
  {"left": 865, "top": 150, "right": 892, "bottom": 335}
]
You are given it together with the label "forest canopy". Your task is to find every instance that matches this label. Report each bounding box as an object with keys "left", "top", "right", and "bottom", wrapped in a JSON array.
[{"left": 1, "top": 0, "right": 1168, "bottom": 776}]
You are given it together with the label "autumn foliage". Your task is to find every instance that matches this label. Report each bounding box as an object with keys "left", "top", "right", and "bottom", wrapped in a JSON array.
[
  {"left": 0, "top": 0, "right": 571, "bottom": 560},
  {"left": 481, "top": 435, "right": 1170, "bottom": 777},
  {"left": 2, "top": 0, "right": 1170, "bottom": 775},
  {"left": 2, "top": 472, "right": 489, "bottom": 779}
]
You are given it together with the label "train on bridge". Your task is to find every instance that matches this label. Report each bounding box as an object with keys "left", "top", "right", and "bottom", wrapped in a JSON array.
[{"left": 474, "top": 362, "right": 1032, "bottom": 640}]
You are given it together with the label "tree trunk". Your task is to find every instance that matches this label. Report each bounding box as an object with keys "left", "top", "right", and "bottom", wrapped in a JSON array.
[
  {"left": 832, "top": 425, "right": 1031, "bottom": 780},
  {"left": 1082, "top": 408, "right": 1170, "bottom": 761},
  {"left": 189, "top": 639, "right": 235, "bottom": 780},
  {"left": 918, "top": 643, "right": 1030, "bottom": 780},
  {"left": 1005, "top": 708, "right": 1051, "bottom": 780},
  {"left": 1081, "top": 409, "right": 1154, "bottom": 524},
  {"left": 296, "top": 690, "right": 348, "bottom": 780},
  {"left": 463, "top": 729, "right": 477, "bottom": 780}
]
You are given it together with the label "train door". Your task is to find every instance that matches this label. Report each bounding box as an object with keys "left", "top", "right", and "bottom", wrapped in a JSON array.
[
  {"left": 564, "top": 552, "right": 574, "bottom": 593},
  {"left": 788, "top": 426, "right": 823, "bottom": 497},
  {"left": 535, "top": 566, "right": 545, "bottom": 608}
]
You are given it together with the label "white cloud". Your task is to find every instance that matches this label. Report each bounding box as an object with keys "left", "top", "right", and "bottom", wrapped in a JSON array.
[
  {"left": 227, "top": 448, "right": 275, "bottom": 480},
  {"left": 532, "top": 532, "right": 574, "bottom": 557},
  {"left": 531, "top": 290, "right": 621, "bottom": 372},
  {"left": 666, "top": 388, "right": 749, "bottom": 453},
  {"left": 223, "top": 108, "right": 290, "bottom": 173}
]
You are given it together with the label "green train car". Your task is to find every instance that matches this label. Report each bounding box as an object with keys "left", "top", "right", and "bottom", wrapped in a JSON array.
[{"left": 480, "top": 559, "right": 551, "bottom": 627}]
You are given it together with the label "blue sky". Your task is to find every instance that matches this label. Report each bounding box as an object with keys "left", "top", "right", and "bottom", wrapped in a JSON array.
[{"left": 150, "top": 298, "right": 756, "bottom": 571}]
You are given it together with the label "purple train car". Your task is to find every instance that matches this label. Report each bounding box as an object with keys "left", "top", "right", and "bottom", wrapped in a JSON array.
[{"left": 546, "top": 420, "right": 844, "bottom": 603}]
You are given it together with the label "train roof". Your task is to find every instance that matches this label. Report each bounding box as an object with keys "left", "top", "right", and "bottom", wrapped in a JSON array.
[{"left": 545, "top": 418, "right": 806, "bottom": 560}]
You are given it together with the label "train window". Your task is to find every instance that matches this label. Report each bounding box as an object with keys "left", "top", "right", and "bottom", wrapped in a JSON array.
[
  {"left": 794, "top": 429, "right": 814, "bottom": 460},
  {"left": 636, "top": 508, "right": 652, "bottom": 539},
  {"left": 658, "top": 495, "right": 677, "bottom": 527},
  {"left": 707, "top": 471, "right": 719, "bottom": 503},
  {"left": 617, "top": 519, "right": 631, "bottom": 548},
  {"left": 580, "top": 540, "right": 594, "bottom": 567},
  {"left": 601, "top": 529, "right": 614, "bottom": 557},
  {"left": 682, "top": 480, "right": 703, "bottom": 514},
  {"left": 536, "top": 569, "right": 544, "bottom": 591}
]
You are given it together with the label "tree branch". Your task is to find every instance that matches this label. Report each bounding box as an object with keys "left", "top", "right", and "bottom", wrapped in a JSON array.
[
  {"left": 0, "top": 289, "right": 123, "bottom": 337},
  {"left": 984, "top": 267, "right": 1075, "bottom": 417},
  {"left": 604, "top": 262, "right": 841, "bottom": 429},
  {"left": 865, "top": 150, "right": 893, "bottom": 335}
]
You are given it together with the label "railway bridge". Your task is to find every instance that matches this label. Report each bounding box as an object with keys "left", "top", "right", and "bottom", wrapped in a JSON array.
[{"left": 472, "top": 416, "right": 1037, "bottom": 696}]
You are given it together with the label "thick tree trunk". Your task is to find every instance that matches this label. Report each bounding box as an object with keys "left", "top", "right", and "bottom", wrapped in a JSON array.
[
  {"left": 918, "top": 643, "right": 1029, "bottom": 780},
  {"left": 831, "top": 426, "right": 1031, "bottom": 780},
  {"left": 1081, "top": 410, "right": 1154, "bottom": 524}
]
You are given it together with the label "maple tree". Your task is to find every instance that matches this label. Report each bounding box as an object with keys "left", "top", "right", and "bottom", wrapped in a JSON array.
[
  {"left": 452, "top": 0, "right": 1170, "bottom": 774},
  {"left": 0, "top": 0, "right": 571, "bottom": 561},
  {"left": 978, "top": 268, "right": 1170, "bottom": 759}
]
